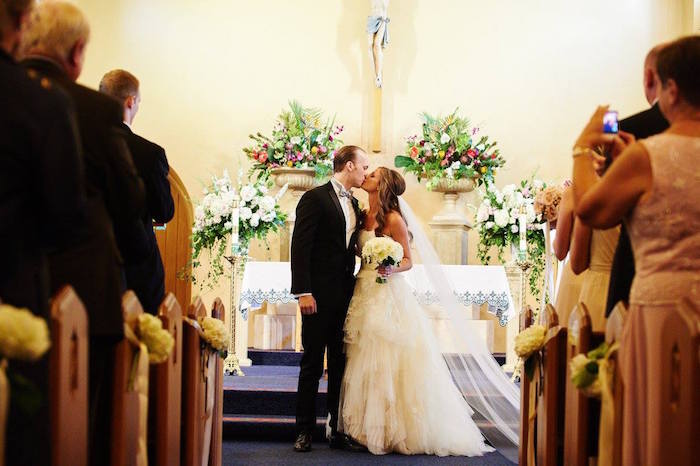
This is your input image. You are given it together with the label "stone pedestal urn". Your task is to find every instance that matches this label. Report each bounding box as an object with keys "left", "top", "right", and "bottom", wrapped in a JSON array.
[
  {"left": 270, "top": 167, "right": 322, "bottom": 261},
  {"left": 427, "top": 177, "right": 475, "bottom": 265}
]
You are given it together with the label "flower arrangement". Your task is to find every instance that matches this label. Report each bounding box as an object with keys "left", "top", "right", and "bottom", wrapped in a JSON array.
[
  {"left": 191, "top": 170, "right": 287, "bottom": 288},
  {"left": 474, "top": 177, "right": 547, "bottom": 296},
  {"left": 394, "top": 109, "right": 505, "bottom": 189},
  {"left": 0, "top": 304, "right": 50, "bottom": 361},
  {"left": 569, "top": 342, "right": 616, "bottom": 398},
  {"left": 198, "top": 316, "right": 229, "bottom": 358},
  {"left": 514, "top": 324, "right": 546, "bottom": 380},
  {"left": 361, "top": 236, "right": 404, "bottom": 284},
  {"left": 244, "top": 100, "right": 344, "bottom": 180},
  {"left": 136, "top": 314, "right": 174, "bottom": 364}
]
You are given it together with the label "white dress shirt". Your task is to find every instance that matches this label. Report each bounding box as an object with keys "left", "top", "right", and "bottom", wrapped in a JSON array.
[{"left": 330, "top": 177, "right": 356, "bottom": 249}]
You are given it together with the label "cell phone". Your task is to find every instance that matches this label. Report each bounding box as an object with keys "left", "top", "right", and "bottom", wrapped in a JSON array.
[{"left": 603, "top": 110, "right": 619, "bottom": 134}]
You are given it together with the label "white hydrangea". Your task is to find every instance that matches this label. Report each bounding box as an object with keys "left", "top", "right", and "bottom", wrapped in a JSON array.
[
  {"left": 476, "top": 203, "right": 491, "bottom": 223},
  {"left": 198, "top": 316, "right": 229, "bottom": 353},
  {"left": 239, "top": 206, "right": 253, "bottom": 220},
  {"left": 494, "top": 209, "right": 510, "bottom": 228},
  {"left": 249, "top": 213, "right": 260, "bottom": 228},
  {"left": 0, "top": 304, "right": 51, "bottom": 361},
  {"left": 259, "top": 196, "right": 276, "bottom": 212},
  {"left": 240, "top": 185, "right": 256, "bottom": 202},
  {"left": 514, "top": 324, "right": 546, "bottom": 359},
  {"left": 261, "top": 210, "right": 275, "bottom": 223}
]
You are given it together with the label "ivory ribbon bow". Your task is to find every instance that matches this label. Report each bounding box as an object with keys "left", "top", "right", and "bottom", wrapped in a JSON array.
[
  {"left": 125, "top": 325, "right": 150, "bottom": 466},
  {"left": 597, "top": 342, "right": 620, "bottom": 466}
]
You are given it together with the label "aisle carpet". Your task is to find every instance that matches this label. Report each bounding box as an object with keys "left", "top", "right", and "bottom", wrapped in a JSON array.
[{"left": 222, "top": 440, "right": 513, "bottom": 466}]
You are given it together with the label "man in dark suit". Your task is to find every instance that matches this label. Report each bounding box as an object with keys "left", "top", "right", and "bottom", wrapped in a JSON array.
[
  {"left": 1, "top": 1, "right": 86, "bottom": 464},
  {"left": 99, "top": 69, "right": 175, "bottom": 314},
  {"left": 291, "top": 145, "right": 369, "bottom": 452},
  {"left": 20, "top": 2, "right": 145, "bottom": 464},
  {"left": 605, "top": 44, "right": 669, "bottom": 316}
]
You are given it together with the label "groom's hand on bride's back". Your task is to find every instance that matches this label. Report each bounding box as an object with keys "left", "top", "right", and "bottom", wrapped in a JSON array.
[{"left": 298, "top": 295, "right": 317, "bottom": 315}]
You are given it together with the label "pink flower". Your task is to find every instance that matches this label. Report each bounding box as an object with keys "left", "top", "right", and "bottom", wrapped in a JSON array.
[
  {"left": 460, "top": 156, "right": 468, "bottom": 164},
  {"left": 319, "top": 145, "right": 327, "bottom": 154},
  {"left": 440, "top": 159, "right": 449, "bottom": 167},
  {"left": 258, "top": 153, "right": 268, "bottom": 163},
  {"left": 522, "top": 188, "right": 531, "bottom": 197},
  {"left": 328, "top": 135, "right": 334, "bottom": 142},
  {"left": 467, "top": 149, "right": 477, "bottom": 159},
  {"left": 419, "top": 140, "right": 425, "bottom": 147},
  {"left": 285, "top": 143, "right": 293, "bottom": 150}
]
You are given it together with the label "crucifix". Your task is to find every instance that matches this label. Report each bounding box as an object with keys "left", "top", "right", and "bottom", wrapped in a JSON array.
[{"left": 367, "top": 0, "right": 389, "bottom": 152}]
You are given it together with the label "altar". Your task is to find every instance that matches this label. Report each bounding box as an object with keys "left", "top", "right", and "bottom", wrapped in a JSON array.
[{"left": 236, "top": 261, "right": 518, "bottom": 368}]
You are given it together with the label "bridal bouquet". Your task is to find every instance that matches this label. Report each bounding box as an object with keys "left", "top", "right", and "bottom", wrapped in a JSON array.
[
  {"left": 361, "top": 237, "right": 404, "bottom": 284},
  {"left": 244, "top": 100, "right": 344, "bottom": 180},
  {"left": 191, "top": 170, "right": 287, "bottom": 287},
  {"left": 474, "top": 177, "right": 547, "bottom": 296},
  {"left": 394, "top": 109, "right": 505, "bottom": 189},
  {"left": 136, "top": 314, "right": 174, "bottom": 364}
]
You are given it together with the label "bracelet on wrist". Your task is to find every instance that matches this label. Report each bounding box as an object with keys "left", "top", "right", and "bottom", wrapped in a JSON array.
[{"left": 572, "top": 146, "right": 595, "bottom": 159}]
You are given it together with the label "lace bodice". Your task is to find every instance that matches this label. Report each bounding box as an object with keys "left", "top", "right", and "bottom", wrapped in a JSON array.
[{"left": 628, "top": 133, "right": 700, "bottom": 304}]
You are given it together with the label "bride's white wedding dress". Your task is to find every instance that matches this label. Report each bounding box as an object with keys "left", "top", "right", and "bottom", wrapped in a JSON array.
[{"left": 337, "top": 229, "right": 495, "bottom": 456}]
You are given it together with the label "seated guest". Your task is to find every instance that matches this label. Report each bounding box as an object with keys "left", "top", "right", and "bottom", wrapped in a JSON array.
[
  {"left": 99, "top": 69, "right": 175, "bottom": 314},
  {"left": 572, "top": 35, "right": 700, "bottom": 466},
  {"left": 0, "top": 0, "right": 85, "bottom": 464},
  {"left": 20, "top": 2, "right": 145, "bottom": 464}
]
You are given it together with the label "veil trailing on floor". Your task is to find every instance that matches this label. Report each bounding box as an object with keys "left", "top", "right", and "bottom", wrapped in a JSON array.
[{"left": 398, "top": 197, "right": 520, "bottom": 463}]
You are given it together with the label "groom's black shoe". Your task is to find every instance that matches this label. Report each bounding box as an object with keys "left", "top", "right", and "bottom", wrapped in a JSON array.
[
  {"left": 294, "top": 432, "right": 313, "bottom": 452},
  {"left": 329, "top": 433, "right": 367, "bottom": 452}
]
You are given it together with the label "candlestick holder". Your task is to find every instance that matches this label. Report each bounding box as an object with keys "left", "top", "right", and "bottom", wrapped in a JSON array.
[{"left": 223, "top": 242, "right": 248, "bottom": 376}]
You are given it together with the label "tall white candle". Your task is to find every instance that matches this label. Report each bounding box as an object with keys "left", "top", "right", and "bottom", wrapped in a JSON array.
[
  {"left": 519, "top": 214, "right": 527, "bottom": 253},
  {"left": 231, "top": 200, "right": 240, "bottom": 245}
]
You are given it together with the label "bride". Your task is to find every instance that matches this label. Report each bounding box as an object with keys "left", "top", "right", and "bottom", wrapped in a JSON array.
[{"left": 338, "top": 167, "right": 520, "bottom": 460}]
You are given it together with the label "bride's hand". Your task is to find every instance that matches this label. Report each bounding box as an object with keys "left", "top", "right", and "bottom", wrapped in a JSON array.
[{"left": 378, "top": 265, "right": 394, "bottom": 277}]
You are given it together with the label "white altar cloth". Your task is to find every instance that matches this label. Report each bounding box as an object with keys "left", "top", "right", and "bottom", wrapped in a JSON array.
[{"left": 240, "top": 261, "right": 515, "bottom": 326}]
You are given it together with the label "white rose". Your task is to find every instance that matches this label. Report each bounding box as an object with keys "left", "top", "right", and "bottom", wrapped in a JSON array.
[
  {"left": 239, "top": 207, "right": 253, "bottom": 220},
  {"left": 290, "top": 136, "right": 302, "bottom": 145},
  {"left": 440, "top": 133, "right": 451, "bottom": 144},
  {"left": 261, "top": 211, "right": 275, "bottom": 222},
  {"left": 485, "top": 221, "right": 495, "bottom": 229},
  {"left": 240, "top": 185, "right": 256, "bottom": 202},
  {"left": 250, "top": 213, "right": 260, "bottom": 228},
  {"left": 494, "top": 209, "right": 510, "bottom": 228},
  {"left": 224, "top": 221, "right": 233, "bottom": 230},
  {"left": 450, "top": 161, "right": 461, "bottom": 169},
  {"left": 511, "top": 224, "right": 519, "bottom": 233}
]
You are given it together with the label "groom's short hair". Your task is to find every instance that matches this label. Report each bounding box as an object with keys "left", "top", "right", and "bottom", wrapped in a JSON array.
[{"left": 333, "top": 145, "right": 363, "bottom": 173}]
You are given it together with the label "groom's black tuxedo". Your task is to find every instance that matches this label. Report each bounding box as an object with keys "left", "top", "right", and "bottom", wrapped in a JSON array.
[
  {"left": 291, "top": 181, "right": 362, "bottom": 436},
  {"left": 605, "top": 103, "right": 668, "bottom": 317}
]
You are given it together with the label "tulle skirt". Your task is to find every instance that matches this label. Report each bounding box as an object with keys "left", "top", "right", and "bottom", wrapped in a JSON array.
[{"left": 338, "top": 269, "right": 494, "bottom": 457}]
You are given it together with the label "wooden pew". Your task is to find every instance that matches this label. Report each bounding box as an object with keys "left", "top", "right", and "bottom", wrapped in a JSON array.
[
  {"left": 148, "top": 293, "right": 183, "bottom": 466},
  {"left": 155, "top": 169, "right": 193, "bottom": 312},
  {"left": 658, "top": 297, "right": 699, "bottom": 466},
  {"left": 604, "top": 303, "right": 627, "bottom": 466},
  {"left": 49, "top": 286, "right": 89, "bottom": 466},
  {"left": 536, "top": 304, "right": 567, "bottom": 466},
  {"left": 112, "top": 291, "right": 145, "bottom": 466},
  {"left": 182, "top": 297, "right": 208, "bottom": 466},
  {"left": 564, "top": 303, "right": 604, "bottom": 466},
  {"left": 209, "top": 298, "right": 225, "bottom": 466},
  {"left": 519, "top": 305, "right": 534, "bottom": 466}
]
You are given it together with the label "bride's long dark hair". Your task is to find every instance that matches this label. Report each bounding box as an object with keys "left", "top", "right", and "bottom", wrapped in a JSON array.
[{"left": 374, "top": 167, "right": 409, "bottom": 237}]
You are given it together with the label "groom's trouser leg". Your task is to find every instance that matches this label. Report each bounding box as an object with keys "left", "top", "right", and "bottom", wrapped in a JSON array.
[
  {"left": 326, "top": 312, "right": 346, "bottom": 434},
  {"left": 296, "top": 313, "right": 326, "bottom": 435}
]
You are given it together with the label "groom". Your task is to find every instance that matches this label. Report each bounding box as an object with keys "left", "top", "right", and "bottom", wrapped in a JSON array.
[{"left": 291, "top": 145, "right": 369, "bottom": 452}]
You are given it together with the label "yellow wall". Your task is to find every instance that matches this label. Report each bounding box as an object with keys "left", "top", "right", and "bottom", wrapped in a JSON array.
[{"left": 71, "top": 0, "right": 693, "bottom": 295}]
